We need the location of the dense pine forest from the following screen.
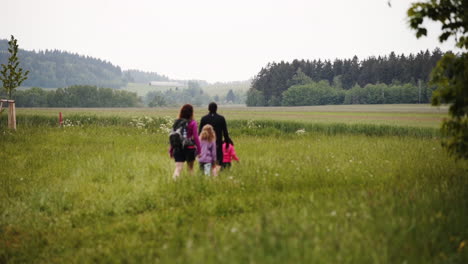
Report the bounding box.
[0,39,170,89]
[0,39,128,88]
[247,49,445,106]
[123,70,170,83]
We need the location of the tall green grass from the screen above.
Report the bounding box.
[229,119,439,138]
[1,126,467,263]
[1,114,440,138]
[13,105,447,128]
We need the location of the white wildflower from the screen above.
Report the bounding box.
[295,128,306,135]
[247,119,260,129]
[157,116,174,134]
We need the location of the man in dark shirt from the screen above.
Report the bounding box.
[199,102,232,174]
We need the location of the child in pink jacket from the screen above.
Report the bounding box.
[222,140,239,169]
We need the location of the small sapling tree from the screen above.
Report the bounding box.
[0,35,29,99]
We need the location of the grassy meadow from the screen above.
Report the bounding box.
[16,104,448,128]
[123,83,180,97]
[1,105,467,263]
[122,81,250,98]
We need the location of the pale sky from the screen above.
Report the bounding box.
[1,0,456,83]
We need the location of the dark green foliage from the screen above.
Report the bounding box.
[147,92,167,107]
[0,39,126,88]
[282,81,344,106]
[0,35,29,99]
[248,50,443,106]
[430,52,468,159]
[286,68,313,87]
[143,83,212,107]
[226,89,236,103]
[279,81,433,106]
[15,87,49,107]
[408,0,468,49]
[123,69,169,83]
[408,0,468,159]
[343,83,434,105]
[246,89,265,106]
[13,86,140,107]
[226,89,246,104]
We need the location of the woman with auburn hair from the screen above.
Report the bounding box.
[169,104,201,179]
[198,124,217,176]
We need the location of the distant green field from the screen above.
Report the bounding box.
[200,82,250,97]
[122,82,249,98]
[16,104,448,128]
[1,104,466,263]
[123,83,180,97]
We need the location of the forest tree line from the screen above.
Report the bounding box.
[1,38,445,107]
[124,70,170,83]
[253,79,436,107]
[0,83,244,107]
[0,85,140,107]
[0,40,126,88]
[143,81,245,107]
[0,39,171,89]
[247,49,444,106]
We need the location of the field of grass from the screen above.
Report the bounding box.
[123,83,180,97]
[1,106,466,263]
[122,81,249,98]
[15,104,448,128]
[199,81,250,97]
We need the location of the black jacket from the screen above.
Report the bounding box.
[199,113,231,145]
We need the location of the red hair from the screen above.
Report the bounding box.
[178,104,194,120]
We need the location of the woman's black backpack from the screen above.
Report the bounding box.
[169,119,193,149]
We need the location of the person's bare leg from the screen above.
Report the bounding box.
[173,162,184,180]
[212,164,221,176]
[187,161,195,175]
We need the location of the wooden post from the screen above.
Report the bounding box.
[7,100,16,130]
[0,99,16,130]
[0,100,6,128]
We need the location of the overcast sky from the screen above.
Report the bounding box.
[1,0,456,83]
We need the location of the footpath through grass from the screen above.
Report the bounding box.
[1,124,467,263]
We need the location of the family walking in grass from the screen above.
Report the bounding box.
[169,102,239,179]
